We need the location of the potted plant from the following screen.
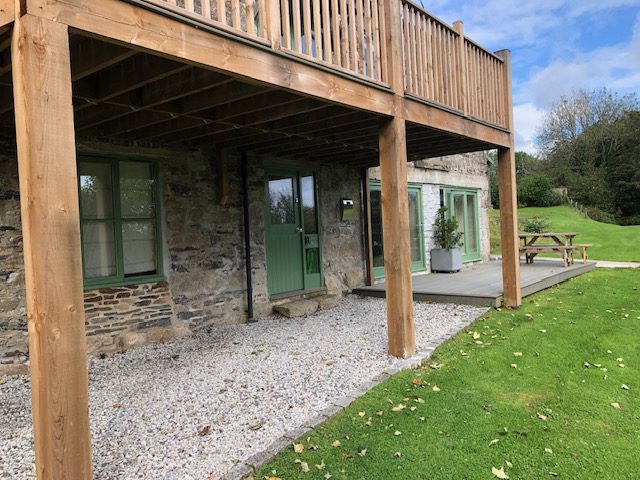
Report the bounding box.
[431,206,464,273]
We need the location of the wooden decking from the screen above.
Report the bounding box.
[354,260,597,308]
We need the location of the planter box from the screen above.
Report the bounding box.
[430,248,462,273]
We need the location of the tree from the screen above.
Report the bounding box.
[536,88,639,156]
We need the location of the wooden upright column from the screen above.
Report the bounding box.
[377,0,415,358]
[379,117,415,357]
[12,14,93,479]
[495,49,521,307]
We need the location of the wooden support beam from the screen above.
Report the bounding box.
[71,37,137,81]
[12,13,92,479]
[0,1,13,28]
[495,49,521,307]
[379,116,415,358]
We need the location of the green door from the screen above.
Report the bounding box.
[369,182,426,279]
[266,171,322,295]
[446,189,481,262]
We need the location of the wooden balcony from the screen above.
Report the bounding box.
[133,0,509,129]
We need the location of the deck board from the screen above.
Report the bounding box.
[353,260,596,307]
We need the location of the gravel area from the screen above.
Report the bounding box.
[0,296,486,480]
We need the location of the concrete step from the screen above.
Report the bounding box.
[274,299,319,318]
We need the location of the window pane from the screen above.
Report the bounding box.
[301,175,318,234]
[120,162,155,218]
[82,221,116,279]
[466,194,478,253]
[123,221,157,276]
[370,190,384,268]
[269,176,295,224]
[305,248,320,274]
[453,193,466,248]
[408,190,422,263]
[79,163,113,220]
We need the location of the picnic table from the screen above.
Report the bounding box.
[518,232,591,267]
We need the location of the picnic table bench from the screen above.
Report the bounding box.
[519,232,592,267]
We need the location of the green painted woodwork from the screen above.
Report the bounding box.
[265,170,322,295]
[445,188,481,263]
[369,182,426,280]
[78,156,164,290]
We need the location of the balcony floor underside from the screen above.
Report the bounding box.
[0,31,500,165]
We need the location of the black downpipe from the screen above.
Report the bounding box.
[241,153,255,321]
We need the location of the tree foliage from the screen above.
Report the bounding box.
[535,88,640,223]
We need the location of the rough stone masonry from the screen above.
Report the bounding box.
[0,144,366,367]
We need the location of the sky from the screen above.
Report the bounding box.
[417,0,640,154]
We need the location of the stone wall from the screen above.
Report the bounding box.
[0,153,27,364]
[369,152,492,270]
[0,145,366,366]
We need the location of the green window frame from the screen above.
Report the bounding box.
[78,157,164,290]
[370,181,426,279]
[443,187,481,263]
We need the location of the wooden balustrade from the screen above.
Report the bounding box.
[148,0,269,42]
[278,0,385,82]
[401,0,507,128]
[141,0,509,128]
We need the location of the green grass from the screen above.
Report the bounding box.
[256,269,640,480]
[490,206,640,262]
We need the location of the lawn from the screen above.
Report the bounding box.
[256,269,640,479]
[490,206,640,262]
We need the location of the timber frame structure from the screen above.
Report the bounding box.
[0,0,521,477]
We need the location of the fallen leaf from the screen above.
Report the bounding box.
[622,384,629,390]
[429,363,443,369]
[618,364,625,368]
[617,357,624,362]
[545,448,553,454]
[315,459,325,470]
[357,447,368,457]
[513,352,523,357]
[249,421,262,431]
[394,451,402,458]
[411,378,423,385]
[473,331,481,339]
[489,439,500,446]
[358,411,366,417]
[432,385,441,392]
[392,404,406,412]
[112,403,124,409]
[376,410,384,416]
[415,397,425,404]
[324,473,332,479]
[611,402,621,409]
[410,406,417,412]
[394,430,402,436]
[198,425,211,436]
[331,440,341,448]
[300,462,310,472]
[505,460,513,468]
[537,413,548,421]
[511,364,518,369]
[293,443,304,453]
[492,466,509,479]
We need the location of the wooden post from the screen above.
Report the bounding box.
[362,169,374,286]
[12,14,93,479]
[377,0,415,357]
[379,117,415,358]
[452,21,467,115]
[495,49,521,307]
[268,0,281,49]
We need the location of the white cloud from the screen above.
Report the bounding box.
[519,30,640,109]
[513,103,546,154]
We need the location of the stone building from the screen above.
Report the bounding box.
[368,153,491,280]
[0,140,490,368]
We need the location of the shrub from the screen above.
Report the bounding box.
[585,207,618,225]
[521,215,550,233]
[518,174,562,207]
[433,206,463,249]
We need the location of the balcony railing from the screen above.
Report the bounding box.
[146,0,508,128]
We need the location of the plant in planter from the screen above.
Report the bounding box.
[431,206,464,273]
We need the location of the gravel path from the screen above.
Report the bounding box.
[0,296,486,480]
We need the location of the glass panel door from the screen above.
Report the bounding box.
[446,189,481,263]
[369,183,426,279]
[265,173,304,294]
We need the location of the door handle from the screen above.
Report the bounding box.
[296,227,303,233]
